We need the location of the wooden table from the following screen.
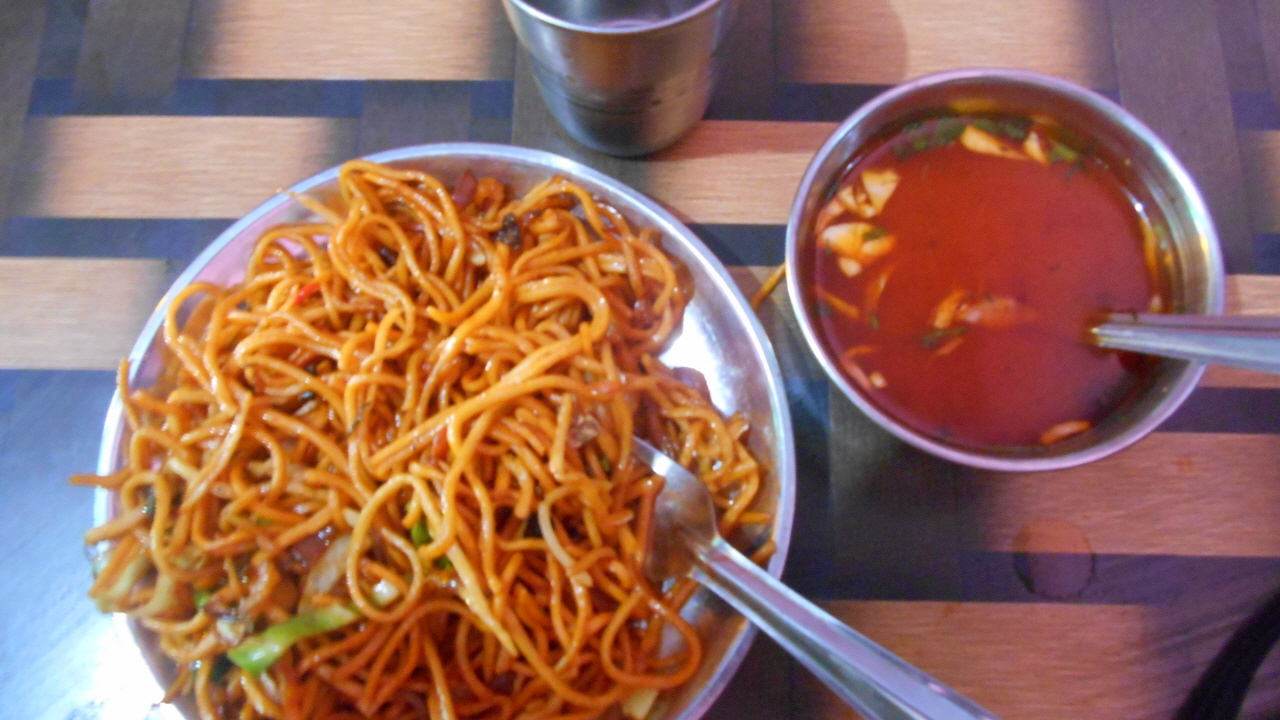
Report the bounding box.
[3,1,1280,718]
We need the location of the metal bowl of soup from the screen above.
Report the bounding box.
[785,68,1224,471]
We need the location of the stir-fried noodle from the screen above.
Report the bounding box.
[74,160,772,720]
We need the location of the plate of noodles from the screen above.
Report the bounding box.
[77,143,795,720]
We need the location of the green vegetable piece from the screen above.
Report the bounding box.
[920,325,969,349]
[254,517,273,526]
[411,518,430,547]
[869,313,880,331]
[971,118,1002,136]
[910,135,930,152]
[209,655,233,684]
[998,117,1030,141]
[194,589,213,609]
[434,556,454,570]
[226,605,360,674]
[599,455,613,474]
[1047,139,1079,164]
[931,118,966,147]
[863,226,887,241]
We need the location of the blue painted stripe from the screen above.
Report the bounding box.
[20,78,1143,125]
[0,369,116,486]
[1,218,782,273]
[26,78,515,119]
[1254,233,1280,273]
[769,83,891,123]
[1232,91,1280,130]
[0,217,230,286]
[468,81,516,120]
[780,378,833,595]
[689,224,786,266]
[708,83,1124,123]
[33,0,86,80]
[1160,388,1280,434]
[818,550,1280,604]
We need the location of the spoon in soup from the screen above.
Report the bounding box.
[635,437,1001,720]
[1092,313,1280,374]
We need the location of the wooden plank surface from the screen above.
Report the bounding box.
[357,82,475,156]
[1226,272,1280,314]
[962,432,1280,557]
[802,595,1280,720]
[1241,130,1280,233]
[1199,365,1280,388]
[641,121,835,224]
[1256,0,1280,102]
[12,116,358,218]
[776,0,1117,88]
[706,0,775,119]
[0,258,166,370]
[72,0,192,101]
[0,3,47,237]
[183,0,516,80]
[807,601,1167,719]
[1213,0,1272,93]
[1110,0,1256,272]
[22,116,1274,231]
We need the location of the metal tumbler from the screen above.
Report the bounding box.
[501,0,740,157]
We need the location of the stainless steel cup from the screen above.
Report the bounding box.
[501,0,739,156]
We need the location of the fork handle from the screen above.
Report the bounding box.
[692,536,1000,720]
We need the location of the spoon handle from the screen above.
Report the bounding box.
[692,536,1000,720]
[1094,313,1280,375]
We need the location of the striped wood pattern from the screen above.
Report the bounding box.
[641,121,836,224]
[24,118,1280,233]
[183,0,516,80]
[1241,130,1280,233]
[776,0,1118,88]
[1199,365,1280,388]
[801,598,1280,720]
[805,602,1169,720]
[15,117,839,225]
[1226,272,1280,314]
[0,2,46,234]
[1257,0,1280,102]
[963,432,1280,556]
[1111,0,1255,272]
[12,117,358,218]
[72,0,192,100]
[0,258,167,370]
[0,260,1267,563]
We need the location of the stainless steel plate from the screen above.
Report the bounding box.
[92,143,796,720]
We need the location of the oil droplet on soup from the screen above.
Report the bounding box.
[812,116,1162,449]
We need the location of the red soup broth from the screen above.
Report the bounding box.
[812,115,1163,449]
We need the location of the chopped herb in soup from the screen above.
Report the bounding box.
[813,114,1167,448]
